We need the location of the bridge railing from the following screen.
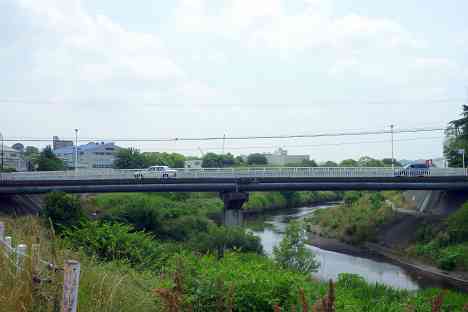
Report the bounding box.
[1,167,467,181]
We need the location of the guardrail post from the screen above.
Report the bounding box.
[62,260,81,312]
[16,244,27,272]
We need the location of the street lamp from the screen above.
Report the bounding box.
[74,129,79,171]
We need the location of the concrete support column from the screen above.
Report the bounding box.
[220,192,249,226]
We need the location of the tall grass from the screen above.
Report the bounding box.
[0,216,158,312]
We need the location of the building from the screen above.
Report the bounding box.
[53,136,73,150]
[264,148,309,166]
[0,144,28,171]
[184,159,203,169]
[54,142,121,169]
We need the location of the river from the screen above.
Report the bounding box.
[244,203,453,291]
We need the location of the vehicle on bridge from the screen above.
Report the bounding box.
[395,163,431,177]
[134,166,177,179]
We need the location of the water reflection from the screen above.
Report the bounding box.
[244,204,420,290]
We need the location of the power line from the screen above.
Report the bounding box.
[3,127,445,143]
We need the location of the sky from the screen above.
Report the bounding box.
[1,0,467,162]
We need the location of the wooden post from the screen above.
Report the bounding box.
[32,244,40,275]
[62,260,80,312]
[16,244,27,272]
[0,221,4,241]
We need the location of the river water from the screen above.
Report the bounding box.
[244,203,445,291]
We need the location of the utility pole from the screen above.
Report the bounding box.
[390,124,395,173]
[74,129,79,172]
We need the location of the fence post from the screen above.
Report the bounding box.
[16,244,27,272]
[32,244,40,275]
[0,221,4,242]
[4,236,12,255]
[62,260,81,312]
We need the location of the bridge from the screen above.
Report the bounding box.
[2,167,468,225]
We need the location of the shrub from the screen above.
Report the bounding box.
[188,225,263,255]
[42,192,87,231]
[64,221,165,269]
[273,221,319,273]
[447,202,468,243]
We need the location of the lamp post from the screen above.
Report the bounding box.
[390,124,395,173]
[74,129,79,172]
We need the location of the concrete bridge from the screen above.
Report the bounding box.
[1,167,468,225]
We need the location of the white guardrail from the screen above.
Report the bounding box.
[1,167,468,181]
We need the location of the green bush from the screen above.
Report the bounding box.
[447,202,468,243]
[188,225,263,255]
[64,221,166,269]
[42,192,87,231]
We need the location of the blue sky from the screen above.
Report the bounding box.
[1,0,467,162]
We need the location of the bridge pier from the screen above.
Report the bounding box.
[220,192,249,226]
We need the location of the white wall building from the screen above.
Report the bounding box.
[0,145,28,171]
[264,148,310,166]
[54,142,121,169]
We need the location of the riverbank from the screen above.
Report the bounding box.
[307,229,468,292]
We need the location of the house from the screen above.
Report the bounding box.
[0,144,28,171]
[264,148,309,166]
[54,142,121,169]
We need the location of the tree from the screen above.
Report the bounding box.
[202,153,224,168]
[114,148,146,169]
[143,152,185,168]
[382,158,401,167]
[444,106,468,167]
[42,192,87,231]
[201,153,236,168]
[358,156,383,167]
[273,221,319,273]
[247,153,268,165]
[321,161,338,167]
[340,159,358,167]
[36,146,65,171]
[24,146,39,158]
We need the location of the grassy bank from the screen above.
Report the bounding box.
[406,203,468,271]
[2,215,468,311]
[305,191,399,244]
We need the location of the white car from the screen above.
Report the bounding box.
[134,166,177,179]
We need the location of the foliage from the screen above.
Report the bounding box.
[444,105,468,167]
[155,252,321,311]
[201,152,236,168]
[307,192,395,244]
[321,161,338,167]
[446,202,468,243]
[273,221,319,273]
[114,147,146,169]
[188,225,263,255]
[247,153,268,165]
[24,145,39,158]
[143,152,185,168]
[340,159,358,167]
[63,221,169,269]
[95,193,222,241]
[42,191,87,231]
[36,145,65,171]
